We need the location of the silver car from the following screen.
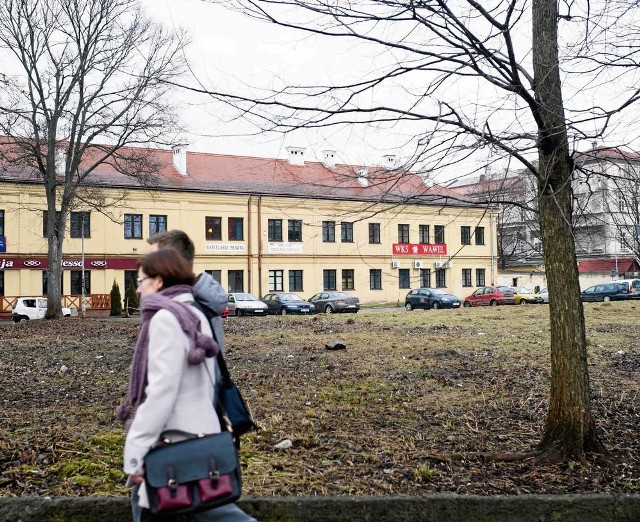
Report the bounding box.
[308,291,360,314]
[227,292,268,316]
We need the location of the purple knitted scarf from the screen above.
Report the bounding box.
[115,285,218,427]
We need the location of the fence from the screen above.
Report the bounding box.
[0,294,111,316]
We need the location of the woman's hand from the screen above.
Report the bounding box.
[129,474,144,485]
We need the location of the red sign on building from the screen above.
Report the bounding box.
[0,256,138,270]
[392,243,447,256]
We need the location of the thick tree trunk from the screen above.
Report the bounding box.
[533,0,604,460]
[45,184,65,319]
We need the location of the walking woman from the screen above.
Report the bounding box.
[116,249,221,521]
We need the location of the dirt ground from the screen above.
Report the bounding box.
[0,302,639,497]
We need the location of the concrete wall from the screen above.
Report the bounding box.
[1,495,640,522]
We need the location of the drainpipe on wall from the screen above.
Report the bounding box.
[257,195,263,298]
[247,196,252,294]
[490,209,496,285]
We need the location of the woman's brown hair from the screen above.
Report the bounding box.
[137,250,195,289]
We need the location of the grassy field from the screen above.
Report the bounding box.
[1,301,639,497]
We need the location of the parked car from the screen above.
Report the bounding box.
[404,288,461,310]
[614,279,640,299]
[580,283,631,303]
[308,291,360,314]
[463,286,515,307]
[511,287,544,305]
[11,297,74,322]
[227,292,268,316]
[538,287,549,304]
[261,292,315,315]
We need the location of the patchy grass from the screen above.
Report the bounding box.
[1,302,639,497]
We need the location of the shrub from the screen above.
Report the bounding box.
[109,280,123,316]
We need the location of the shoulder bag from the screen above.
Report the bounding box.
[144,430,241,518]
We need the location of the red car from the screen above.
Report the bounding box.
[463,286,515,307]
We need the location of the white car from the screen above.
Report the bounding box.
[227,292,268,316]
[538,288,549,304]
[11,297,74,322]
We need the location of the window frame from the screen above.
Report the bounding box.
[369,268,382,290]
[289,270,304,291]
[228,217,244,241]
[398,224,410,244]
[124,213,143,239]
[420,268,431,288]
[419,224,430,244]
[269,269,284,291]
[476,268,486,286]
[0,209,4,236]
[322,221,336,242]
[475,226,485,245]
[149,214,168,236]
[268,219,283,242]
[288,219,303,242]
[368,222,381,244]
[342,269,355,291]
[70,211,90,238]
[462,268,472,287]
[205,216,222,241]
[341,222,354,243]
[460,226,471,245]
[227,270,244,292]
[434,225,445,244]
[70,270,91,296]
[435,268,446,288]
[398,268,411,289]
[323,269,337,291]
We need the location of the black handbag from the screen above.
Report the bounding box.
[216,352,258,442]
[144,430,241,518]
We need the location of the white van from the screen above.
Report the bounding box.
[615,279,640,299]
[11,297,74,322]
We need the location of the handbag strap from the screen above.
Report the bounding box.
[216,351,233,386]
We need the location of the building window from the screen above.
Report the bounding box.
[398,268,411,289]
[618,191,626,211]
[476,268,486,286]
[149,215,167,236]
[434,225,445,244]
[0,271,4,297]
[341,222,354,242]
[370,269,382,290]
[124,214,143,239]
[269,270,284,291]
[205,269,222,284]
[228,270,244,292]
[268,219,283,241]
[228,218,244,241]
[420,268,431,288]
[369,223,381,244]
[462,268,472,287]
[475,226,485,245]
[42,271,62,295]
[0,209,4,236]
[323,269,337,291]
[289,270,303,291]
[419,225,430,244]
[288,220,302,242]
[70,270,91,296]
[342,269,355,290]
[461,226,471,245]
[70,211,90,238]
[205,217,222,241]
[124,270,137,292]
[322,221,336,242]
[398,224,410,244]
[435,268,446,288]
[42,210,62,237]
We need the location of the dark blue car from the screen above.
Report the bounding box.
[580,283,630,303]
[405,288,461,310]
[261,292,315,315]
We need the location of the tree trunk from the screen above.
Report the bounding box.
[45,184,64,319]
[533,0,604,460]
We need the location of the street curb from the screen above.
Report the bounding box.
[1,494,640,521]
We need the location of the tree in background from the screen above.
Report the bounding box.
[0,0,187,319]
[124,282,139,317]
[194,0,640,460]
[109,280,123,317]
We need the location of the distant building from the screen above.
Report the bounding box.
[0,143,497,315]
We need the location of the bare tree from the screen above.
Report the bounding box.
[0,0,187,318]
[187,0,640,459]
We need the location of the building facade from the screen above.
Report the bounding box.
[0,146,497,314]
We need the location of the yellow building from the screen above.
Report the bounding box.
[0,146,497,314]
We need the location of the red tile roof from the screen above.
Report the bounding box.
[0,143,481,207]
[578,257,640,274]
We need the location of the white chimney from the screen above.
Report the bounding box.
[322,150,336,168]
[172,144,188,176]
[55,148,67,176]
[356,168,369,187]
[383,154,397,170]
[286,146,306,166]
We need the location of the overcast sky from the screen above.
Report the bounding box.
[143,0,401,167]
